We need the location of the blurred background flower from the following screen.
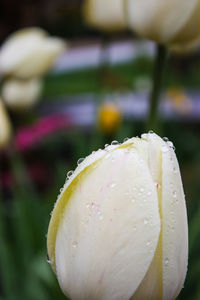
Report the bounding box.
[2,78,43,111]
[0,1,200,300]
[0,99,12,148]
[0,27,66,78]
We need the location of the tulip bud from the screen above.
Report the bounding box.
[126,0,200,47]
[0,28,66,79]
[47,133,188,300]
[0,99,12,149]
[2,78,42,111]
[98,101,122,135]
[83,0,127,32]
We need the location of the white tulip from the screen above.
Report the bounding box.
[126,0,200,47]
[83,0,127,31]
[0,99,12,149]
[2,78,42,111]
[47,133,188,300]
[0,28,66,79]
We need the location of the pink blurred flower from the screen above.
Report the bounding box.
[15,114,72,151]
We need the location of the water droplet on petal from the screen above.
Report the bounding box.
[72,241,78,248]
[141,133,148,139]
[131,197,136,203]
[144,218,148,225]
[77,158,84,165]
[146,241,151,246]
[67,170,73,179]
[111,140,119,146]
[148,130,154,134]
[140,187,144,193]
[165,258,169,266]
[163,137,169,142]
[133,225,137,231]
[110,182,116,188]
[162,146,169,153]
[147,191,152,196]
[123,137,129,142]
[172,190,177,198]
[104,144,109,148]
[167,141,175,150]
[46,254,51,264]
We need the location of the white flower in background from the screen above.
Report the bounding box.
[47,133,188,300]
[2,78,43,111]
[126,0,200,48]
[83,0,127,32]
[0,99,12,149]
[0,28,66,79]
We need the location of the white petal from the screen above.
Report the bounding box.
[126,0,200,44]
[162,144,188,300]
[47,147,107,270]
[131,133,164,300]
[55,147,160,300]
[131,133,188,300]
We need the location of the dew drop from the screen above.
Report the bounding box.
[131,197,136,203]
[86,203,90,209]
[147,191,152,196]
[111,140,119,146]
[172,190,177,198]
[77,158,84,165]
[148,130,154,134]
[67,170,73,179]
[146,241,151,246]
[140,187,144,193]
[99,215,104,220]
[46,254,51,264]
[165,258,169,266]
[133,225,137,231]
[141,133,148,139]
[123,137,129,142]
[168,141,175,150]
[144,218,148,225]
[163,137,169,142]
[162,146,169,153]
[110,182,116,188]
[104,144,109,148]
[72,241,78,248]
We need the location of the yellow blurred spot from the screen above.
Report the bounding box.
[98,102,122,135]
[166,88,192,114]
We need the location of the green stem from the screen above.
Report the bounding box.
[147,44,167,132]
